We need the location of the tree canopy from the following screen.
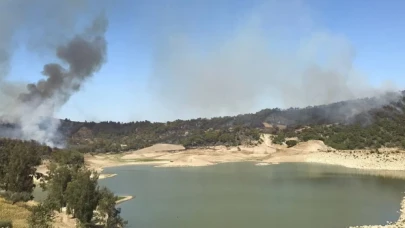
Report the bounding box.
[0,139,50,202]
[0,138,126,227]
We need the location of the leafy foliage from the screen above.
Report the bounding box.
[286,140,298,148]
[65,169,100,226]
[0,138,127,227]
[28,203,54,228]
[181,127,261,148]
[61,120,263,152]
[95,187,127,228]
[0,192,32,204]
[51,149,84,169]
[274,96,405,150]
[272,134,285,145]
[0,221,12,228]
[40,149,85,211]
[2,92,403,153]
[41,164,73,210]
[0,139,51,201]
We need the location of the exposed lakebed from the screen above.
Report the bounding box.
[98,162,405,227]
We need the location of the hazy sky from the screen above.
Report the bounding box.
[5,0,405,122]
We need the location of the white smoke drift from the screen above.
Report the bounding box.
[0,1,108,147]
[149,0,398,120]
[0,0,401,146]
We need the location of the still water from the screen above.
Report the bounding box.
[100,163,405,228]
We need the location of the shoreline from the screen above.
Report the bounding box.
[85,139,405,174]
[349,196,405,228]
[99,173,117,180]
[116,195,134,205]
[93,150,405,173]
[75,141,405,228]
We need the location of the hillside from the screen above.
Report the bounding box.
[274,95,405,150]
[1,91,404,152]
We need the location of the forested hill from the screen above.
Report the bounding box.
[54,91,403,152]
[1,91,404,152]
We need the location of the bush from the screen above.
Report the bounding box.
[272,134,285,145]
[0,191,32,203]
[286,140,298,148]
[0,221,12,228]
[28,203,54,228]
[52,149,84,168]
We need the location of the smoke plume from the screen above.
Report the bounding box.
[149,0,398,120]
[0,1,108,147]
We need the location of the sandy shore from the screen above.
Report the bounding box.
[116,195,134,205]
[87,141,405,172]
[305,150,405,171]
[83,138,405,175]
[99,173,117,179]
[40,135,404,174]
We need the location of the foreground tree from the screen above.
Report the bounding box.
[28,202,54,228]
[41,150,84,210]
[0,139,49,203]
[41,163,73,210]
[40,149,126,227]
[2,142,41,193]
[65,169,100,226]
[96,187,127,228]
[0,139,127,227]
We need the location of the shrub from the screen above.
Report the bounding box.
[272,134,285,145]
[286,140,298,148]
[0,192,32,203]
[27,203,54,228]
[0,221,12,228]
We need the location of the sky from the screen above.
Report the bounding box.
[5,0,405,123]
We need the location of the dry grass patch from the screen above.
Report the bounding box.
[0,197,31,228]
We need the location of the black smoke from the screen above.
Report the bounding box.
[0,1,108,147]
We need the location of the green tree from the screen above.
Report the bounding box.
[286,140,298,148]
[51,149,84,169]
[96,187,127,228]
[41,163,74,210]
[0,146,9,190]
[272,134,285,145]
[28,202,54,228]
[1,141,41,196]
[41,149,85,210]
[65,169,100,226]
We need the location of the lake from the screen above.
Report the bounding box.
[99,162,405,228]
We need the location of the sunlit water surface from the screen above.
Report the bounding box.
[88,163,404,227]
